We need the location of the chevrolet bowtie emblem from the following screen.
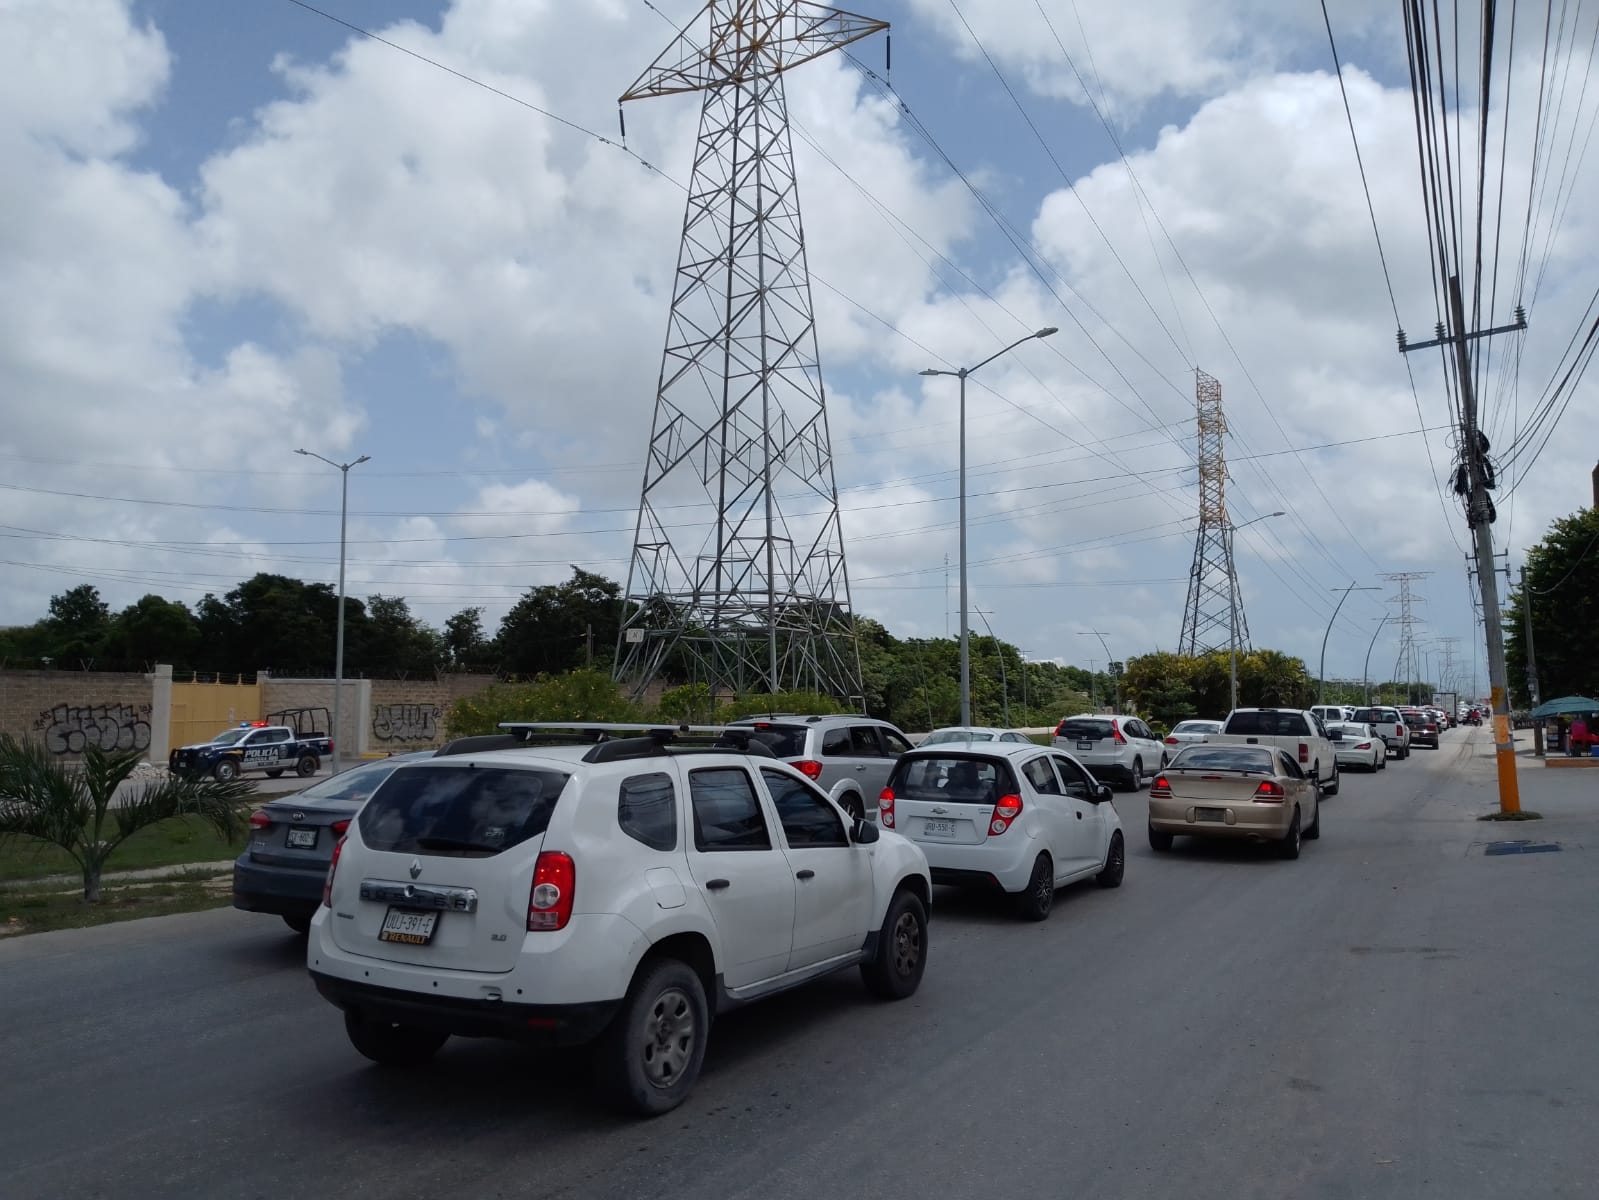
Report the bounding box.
[408,859,422,880]
[931,806,949,815]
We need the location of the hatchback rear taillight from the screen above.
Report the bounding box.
[988,793,1023,836]
[249,810,272,830]
[321,836,344,907]
[1149,775,1172,798]
[1254,780,1286,802]
[878,788,895,829]
[791,759,824,780]
[527,852,575,932]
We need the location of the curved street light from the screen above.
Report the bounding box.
[1319,582,1382,704]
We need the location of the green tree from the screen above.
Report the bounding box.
[497,569,621,678]
[358,595,445,676]
[1505,506,1599,707]
[44,585,113,662]
[0,738,252,902]
[444,606,492,669]
[104,594,200,667]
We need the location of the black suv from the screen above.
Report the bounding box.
[1402,709,1440,748]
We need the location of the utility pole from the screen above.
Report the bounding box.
[1521,566,1544,756]
[1400,274,1526,812]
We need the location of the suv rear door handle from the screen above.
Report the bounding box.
[705,879,731,891]
[796,869,815,880]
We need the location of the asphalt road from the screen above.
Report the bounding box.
[4,728,1596,1199]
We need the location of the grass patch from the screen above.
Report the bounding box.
[1477,810,1544,821]
[0,812,249,885]
[0,879,232,937]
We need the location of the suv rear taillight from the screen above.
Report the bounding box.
[1254,780,1286,802]
[1149,775,1172,798]
[527,852,575,932]
[988,793,1023,836]
[1112,720,1127,745]
[878,788,895,829]
[1297,742,1309,764]
[321,836,344,907]
[791,759,824,780]
[249,810,271,830]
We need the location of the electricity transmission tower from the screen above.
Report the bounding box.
[1179,369,1247,656]
[1381,572,1430,697]
[613,1,886,701]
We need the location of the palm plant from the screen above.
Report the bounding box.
[0,736,254,902]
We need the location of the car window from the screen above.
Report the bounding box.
[1224,710,1309,737]
[1171,745,1276,774]
[890,756,1016,805]
[761,769,848,848]
[1277,752,1306,780]
[1131,721,1155,741]
[849,726,883,757]
[1051,755,1095,799]
[1021,756,1063,795]
[297,758,411,802]
[1058,718,1113,741]
[358,766,568,857]
[880,729,913,755]
[688,768,772,851]
[821,727,851,755]
[1002,732,1026,743]
[618,772,677,852]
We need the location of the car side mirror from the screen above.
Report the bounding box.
[852,818,880,844]
[1095,784,1113,803]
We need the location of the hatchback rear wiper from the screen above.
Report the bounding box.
[414,836,501,853]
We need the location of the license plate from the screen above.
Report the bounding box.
[1196,807,1227,823]
[286,827,317,849]
[921,818,958,839]
[1077,741,1094,751]
[379,907,438,945]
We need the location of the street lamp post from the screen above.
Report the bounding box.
[920,326,1058,726]
[1226,511,1284,710]
[1362,616,1391,705]
[295,448,370,776]
[1319,582,1382,705]
[1078,630,1116,710]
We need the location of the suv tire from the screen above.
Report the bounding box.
[861,888,928,999]
[212,759,239,782]
[344,1012,448,1067]
[1123,758,1145,793]
[296,756,319,778]
[595,958,708,1117]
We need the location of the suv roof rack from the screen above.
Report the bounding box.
[499,721,782,764]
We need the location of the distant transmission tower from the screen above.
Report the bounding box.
[613,1,886,701]
[1382,572,1430,693]
[1179,369,1247,655]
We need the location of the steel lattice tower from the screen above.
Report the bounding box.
[1179,369,1248,655]
[613,1,884,701]
[1382,571,1430,689]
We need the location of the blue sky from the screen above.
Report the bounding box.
[2,0,1595,697]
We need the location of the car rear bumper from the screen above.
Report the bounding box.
[917,835,1035,892]
[1410,734,1439,747]
[1333,748,1378,766]
[1148,798,1295,840]
[310,973,620,1046]
[232,856,323,918]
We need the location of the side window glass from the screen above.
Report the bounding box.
[689,768,771,851]
[619,772,677,852]
[1022,757,1063,795]
[849,726,882,757]
[1136,721,1155,742]
[1279,753,1305,780]
[880,729,913,756]
[271,729,291,743]
[1052,756,1093,799]
[821,728,850,756]
[762,769,848,848]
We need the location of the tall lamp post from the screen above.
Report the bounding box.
[920,325,1058,725]
[1362,616,1391,704]
[1318,582,1381,704]
[295,448,370,776]
[1227,511,1284,710]
[1078,630,1116,710]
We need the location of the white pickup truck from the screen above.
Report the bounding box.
[1209,708,1340,795]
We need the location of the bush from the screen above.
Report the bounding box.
[444,670,642,737]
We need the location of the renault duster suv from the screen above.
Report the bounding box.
[307,723,932,1116]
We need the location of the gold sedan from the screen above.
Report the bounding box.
[1147,743,1320,859]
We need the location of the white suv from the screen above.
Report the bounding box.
[1051,713,1166,791]
[307,725,932,1116]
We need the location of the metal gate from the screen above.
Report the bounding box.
[168,679,261,758]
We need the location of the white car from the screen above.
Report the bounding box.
[1327,721,1387,772]
[918,726,1034,746]
[308,724,932,1116]
[879,742,1124,921]
[1051,713,1166,790]
[1162,719,1223,752]
[1310,705,1355,727]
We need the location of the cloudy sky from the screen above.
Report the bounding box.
[2,0,1595,692]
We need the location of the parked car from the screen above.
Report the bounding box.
[1211,708,1340,795]
[1348,705,1412,758]
[879,742,1124,920]
[1327,721,1386,771]
[1402,708,1441,749]
[1163,719,1223,750]
[1148,742,1320,859]
[918,726,1034,746]
[1051,713,1166,790]
[308,725,931,1116]
[728,714,914,822]
[233,750,438,933]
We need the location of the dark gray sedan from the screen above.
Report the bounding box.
[232,752,436,933]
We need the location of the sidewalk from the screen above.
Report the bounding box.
[1462,725,1597,829]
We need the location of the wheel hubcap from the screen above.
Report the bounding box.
[641,987,695,1089]
[891,910,922,977]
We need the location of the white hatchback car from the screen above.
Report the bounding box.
[1052,713,1166,790]
[879,743,1124,921]
[307,726,932,1116]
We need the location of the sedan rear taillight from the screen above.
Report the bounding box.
[1355,742,1372,750]
[331,819,350,836]
[1254,780,1286,802]
[988,793,1023,836]
[1164,736,1179,745]
[1149,775,1172,798]
[527,852,575,932]
[249,810,272,830]
[878,788,896,829]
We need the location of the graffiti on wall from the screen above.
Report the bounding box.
[372,703,442,743]
[33,702,154,755]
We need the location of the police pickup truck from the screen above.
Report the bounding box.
[169,722,332,782]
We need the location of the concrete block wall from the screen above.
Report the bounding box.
[369,675,498,750]
[0,669,160,761]
[260,677,370,759]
